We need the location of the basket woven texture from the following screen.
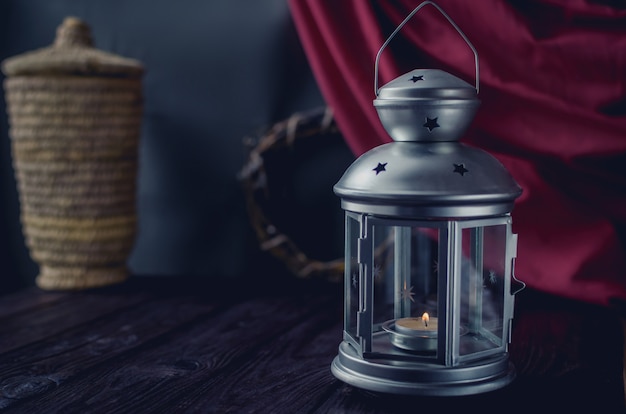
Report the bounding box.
[2,17,144,290]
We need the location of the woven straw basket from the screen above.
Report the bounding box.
[2,17,144,290]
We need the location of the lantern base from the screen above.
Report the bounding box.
[331,341,515,397]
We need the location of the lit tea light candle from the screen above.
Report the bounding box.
[395,312,438,335]
[382,312,439,352]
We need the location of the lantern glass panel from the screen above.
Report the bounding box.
[370,220,444,358]
[344,213,361,346]
[458,223,508,358]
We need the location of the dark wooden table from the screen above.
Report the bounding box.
[0,275,624,413]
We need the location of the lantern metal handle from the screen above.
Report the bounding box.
[374,1,480,96]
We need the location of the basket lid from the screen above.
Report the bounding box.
[1,17,143,77]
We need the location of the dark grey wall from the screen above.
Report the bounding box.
[0,0,352,292]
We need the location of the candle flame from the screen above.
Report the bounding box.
[422,312,429,327]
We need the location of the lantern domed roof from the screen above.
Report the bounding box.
[334,141,522,219]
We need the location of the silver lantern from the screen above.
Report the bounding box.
[331,1,524,396]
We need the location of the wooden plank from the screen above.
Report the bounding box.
[0,287,69,320]
[0,289,154,354]
[6,291,335,413]
[0,281,623,412]
[0,292,222,410]
[177,293,344,413]
[312,374,625,413]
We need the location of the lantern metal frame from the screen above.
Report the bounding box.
[332,213,520,396]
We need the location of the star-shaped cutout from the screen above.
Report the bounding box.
[409,75,424,83]
[373,264,383,280]
[453,163,469,176]
[400,283,415,303]
[423,117,439,132]
[373,162,387,175]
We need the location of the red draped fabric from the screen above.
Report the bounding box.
[288,0,626,307]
